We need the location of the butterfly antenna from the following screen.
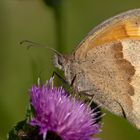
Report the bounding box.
[20,40,62,56]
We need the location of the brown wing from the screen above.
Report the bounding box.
[74,9,140,60]
[72,9,140,129]
[79,40,140,129]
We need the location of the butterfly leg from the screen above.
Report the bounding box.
[52,72,77,94]
[78,89,94,97]
[52,71,67,84]
[114,100,126,119]
[52,71,77,86]
[70,75,77,86]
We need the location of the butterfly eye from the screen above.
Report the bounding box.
[58,57,63,66]
[53,54,65,70]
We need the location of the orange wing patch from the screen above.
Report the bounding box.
[74,16,140,60]
[125,18,140,36]
[93,18,140,47]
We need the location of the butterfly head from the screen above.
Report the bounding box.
[53,54,75,84]
[53,54,67,71]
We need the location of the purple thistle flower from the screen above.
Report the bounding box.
[29,78,101,140]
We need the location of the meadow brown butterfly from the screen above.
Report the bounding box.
[53,8,140,129]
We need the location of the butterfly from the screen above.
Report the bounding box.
[53,8,140,129]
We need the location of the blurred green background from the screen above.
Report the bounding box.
[1,0,140,139]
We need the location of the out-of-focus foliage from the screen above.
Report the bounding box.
[43,0,62,8]
[1,0,140,140]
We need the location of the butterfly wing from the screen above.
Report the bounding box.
[74,9,140,60]
[73,9,140,129]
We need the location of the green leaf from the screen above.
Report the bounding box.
[7,119,42,140]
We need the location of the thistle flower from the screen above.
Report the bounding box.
[29,77,101,140]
